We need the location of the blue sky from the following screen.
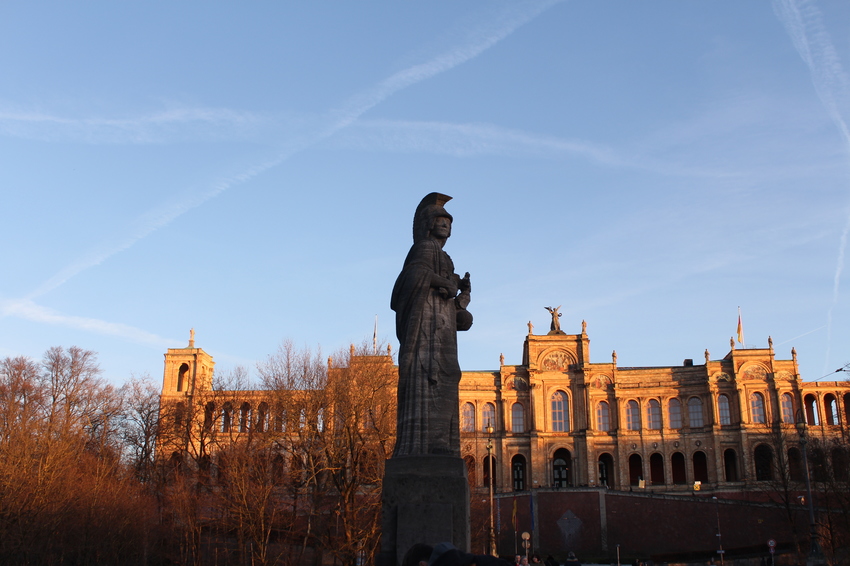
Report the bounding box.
[2,1,849,387]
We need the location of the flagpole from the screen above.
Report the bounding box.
[374,315,378,354]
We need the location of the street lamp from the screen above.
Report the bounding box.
[795,411,826,566]
[486,424,497,556]
[712,496,724,566]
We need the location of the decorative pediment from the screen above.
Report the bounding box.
[540,349,576,372]
[505,374,530,391]
[741,364,769,381]
[774,370,793,382]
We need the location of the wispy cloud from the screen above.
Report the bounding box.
[326,118,738,177]
[21,0,561,302]
[774,0,850,374]
[0,297,174,347]
[0,104,277,144]
[11,0,563,344]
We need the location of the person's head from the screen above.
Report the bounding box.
[567,552,576,559]
[531,555,541,563]
[514,555,521,564]
[412,193,454,243]
[520,557,529,566]
[429,213,452,241]
[402,544,434,566]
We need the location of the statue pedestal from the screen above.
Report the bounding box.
[377,455,470,566]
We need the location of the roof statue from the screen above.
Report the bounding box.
[545,305,565,335]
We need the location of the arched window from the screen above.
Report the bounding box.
[221,402,233,433]
[824,395,839,425]
[511,455,526,491]
[781,393,794,424]
[647,399,662,430]
[204,402,215,431]
[751,393,766,424]
[754,444,774,481]
[552,448,572,488]
[551,391,570,432]
[461,403,475,432]
[668,398,682,429]
[177,363,189,392]
[805,394,819,425]
[626,400,641,431]
[240,402,251,433]
[275,408,287,433]
[482,403,496,431]
[511,403,525,433]
[256,402,269,433]
[718,394,731,425]
[597,401,610,432]
[688,397,704,427]
[316,408,325,432]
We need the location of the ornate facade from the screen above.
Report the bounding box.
[460,325,850,495]
[159,324,850,496]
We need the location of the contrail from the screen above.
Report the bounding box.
[774,0,850,374]
[22,0,562,303]
[1,297,173,347]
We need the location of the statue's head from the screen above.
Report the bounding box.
[413,192,453,243]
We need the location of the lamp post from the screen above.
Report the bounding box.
[795,412,826,566]
[712,496,724,566]
[486,425,497,556]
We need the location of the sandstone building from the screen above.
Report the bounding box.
[157,324,850,560]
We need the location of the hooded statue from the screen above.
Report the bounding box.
[390,193,472,457]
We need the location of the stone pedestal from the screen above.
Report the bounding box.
[377,455,470,566]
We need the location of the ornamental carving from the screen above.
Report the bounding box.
[775,371,793,382]
[593,375,613,390]
[714,372,731,382]
[542,350,572,371]
[742,365,769,381]
[505,375,530,391]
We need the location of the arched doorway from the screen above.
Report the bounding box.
[552,448,572,488]
[511,455,526,491]
[724,449,739,482]
[671,452,687,484]
[628,453,643,486]
[693,451,709,483]
[598,453,615,488]
[649,453,665,485]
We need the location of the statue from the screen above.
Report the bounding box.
[545,305,563,333]
[391,193,472,457]
[527,320,534,335]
